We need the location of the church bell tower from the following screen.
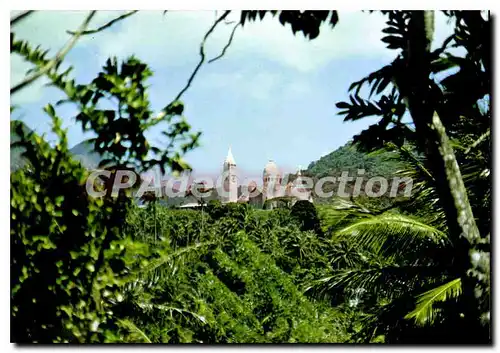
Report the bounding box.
[223,146,238,203]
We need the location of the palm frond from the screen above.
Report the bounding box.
[141,241,215,274]
[317,203,371,235]
[326,241,368,269]
[391,143,433,181]
[334,213,449,259]
[348,62,396,97]
[404,277,462,326]
[365,142,447,228]
[136,302,208,325]
[305,262,444,304]
[117,319,152,343]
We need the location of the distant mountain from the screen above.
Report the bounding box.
[10,120,102,172]
[69,140,102,169]
[10,121,33,172]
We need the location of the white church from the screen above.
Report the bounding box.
[170,147,314,209]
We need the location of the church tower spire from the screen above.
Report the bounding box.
[225,145,236,166]
[223,146,238,203]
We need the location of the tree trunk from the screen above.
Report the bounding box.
[400,10,490,339]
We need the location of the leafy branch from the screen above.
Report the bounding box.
[240,11,339,40]
[10,10,35,26]
[11,11,97,95]
[66,10,139,36]
[173,10,231,101]
[208,22,240,64]
[464,128,490,155]
[405,278,462,325]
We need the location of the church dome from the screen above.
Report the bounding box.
[247,180,258,192]
[263,160,280,177]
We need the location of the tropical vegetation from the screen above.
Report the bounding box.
[10,10,490,343]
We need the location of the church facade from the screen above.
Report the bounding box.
[166,147,313,209]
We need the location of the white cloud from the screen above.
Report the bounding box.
[197,68,313,104]
[246,72,280,100]
[11,10,456,72]
[198,70,281,101]
[10,11,122,104]
[11,11,120,55]
[284,80,312,97]
[227,11,454,72]
[92,11,216,69]
[229,11,393,72]
[12,10,394,74]
[10,54,46,105]
[92,10,398,72]
[10,10,456,105]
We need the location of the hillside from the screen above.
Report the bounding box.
[69,140,102,169]
[306,141,402,179]
[10,121,101,171]
[300,141,407,205]
[10,121,33,172]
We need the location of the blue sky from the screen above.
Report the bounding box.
[10,10,454,175]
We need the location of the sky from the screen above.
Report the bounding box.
[10,10,455,176]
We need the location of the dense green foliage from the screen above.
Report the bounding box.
[306,141,402,179]
[119,203,352,343]
[11,115,145,342]
[331,11,491,339]
[290,200,323,236]
[10,10,490,344]
[311,142,490,343]
[11,36,200,342]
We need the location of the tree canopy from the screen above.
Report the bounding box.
[10,10,490,344]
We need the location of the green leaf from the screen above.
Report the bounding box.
[334,213,449,258]
[405,278,462,325]
[44,104,55,117]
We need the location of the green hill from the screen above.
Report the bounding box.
[301,141,406,206]
[10,120,33,172]
[10,121,101,171]
[306,141,401,179]
[68,140,102,169]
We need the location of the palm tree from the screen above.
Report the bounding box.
[306,139,489,343]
